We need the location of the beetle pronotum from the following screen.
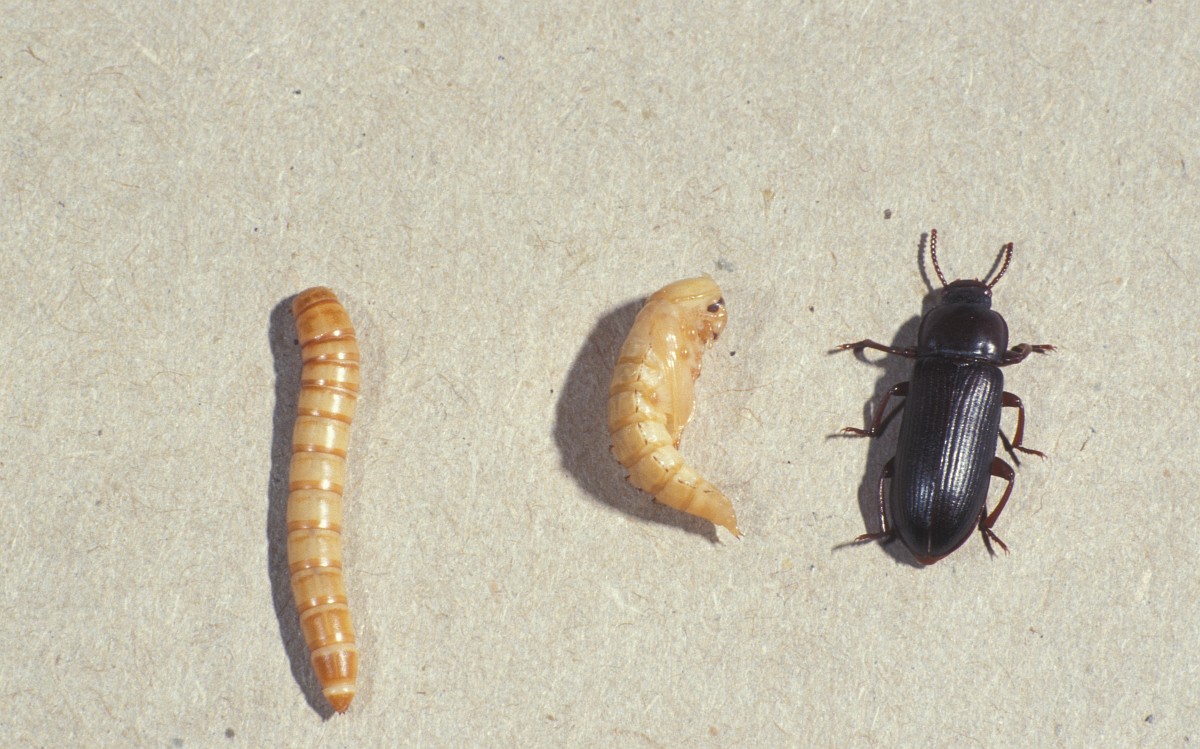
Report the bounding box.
[607,276,741,537]
[287,287,360,712]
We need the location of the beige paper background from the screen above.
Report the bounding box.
[3,2,1198,747]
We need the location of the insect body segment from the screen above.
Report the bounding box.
[287,287,359,713]
[607,277,741,537]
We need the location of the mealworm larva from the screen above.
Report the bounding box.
[287,287,360,713]
[607,276,741,537]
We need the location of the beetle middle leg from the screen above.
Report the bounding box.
[842,382,909,438]
[1001,391,1045,457]
[979,457,1016,556]
[855,457,895,544]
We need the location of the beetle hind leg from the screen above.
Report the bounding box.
[979,457,1016,557]
[980,526,1010,557]
[854,458,895,544]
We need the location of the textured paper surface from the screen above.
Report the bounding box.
[3,3,1198,746]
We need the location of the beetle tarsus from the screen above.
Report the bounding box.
[981,527,1010,556]
[854,531,891,544]
[1002,342,1056,366]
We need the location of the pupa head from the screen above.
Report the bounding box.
[649,276,727,342]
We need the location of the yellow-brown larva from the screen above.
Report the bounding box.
[287,287,360,713]
[607,276,741,537]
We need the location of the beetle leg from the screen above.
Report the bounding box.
[855,457,895,543]
[998,429,1023,468]
[979,457,1015,556]
[842,382,909,437]
[835,339,918,358]
[1001,391,1046,457]
[1001,342,1055,366]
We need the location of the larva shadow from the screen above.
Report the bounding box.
[266,295,336,720]
[554,300,719,542]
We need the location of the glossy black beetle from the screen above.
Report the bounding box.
[837,229,1054,564]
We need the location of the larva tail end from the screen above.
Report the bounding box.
[719,515,743,540]
[325,689,354,714]
[699,486,741,539]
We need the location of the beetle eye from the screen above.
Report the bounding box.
[707,298,724,313]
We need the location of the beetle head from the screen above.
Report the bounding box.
[917,230,1014,361]
[941,279,992,307]
[650,276,727,342]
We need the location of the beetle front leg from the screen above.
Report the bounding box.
[1001,342,1055,366]
[979,457,1016,556]
[835,339,918,357]
[855,457,895,544]
[1001,391,1046,457]
[842,382,909,438]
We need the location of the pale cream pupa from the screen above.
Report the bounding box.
[607,276,740,537]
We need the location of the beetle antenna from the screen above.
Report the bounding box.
[986,243,1014,289]
[929,228,948,287]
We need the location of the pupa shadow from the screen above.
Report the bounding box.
[553,299,720,542]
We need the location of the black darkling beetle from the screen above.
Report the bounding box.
[838,229,1054,564]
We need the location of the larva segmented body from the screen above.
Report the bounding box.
[607,276,741,537]
[287,287,360,713]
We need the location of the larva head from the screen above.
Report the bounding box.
[650,276,727,342]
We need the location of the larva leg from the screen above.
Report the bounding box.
[288,287,360,714]
[606,277,739,537]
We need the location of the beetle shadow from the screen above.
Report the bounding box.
[833,232,974,567]
[266,296,336,720]
[553,300,720,542]
[830,313,920,567]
